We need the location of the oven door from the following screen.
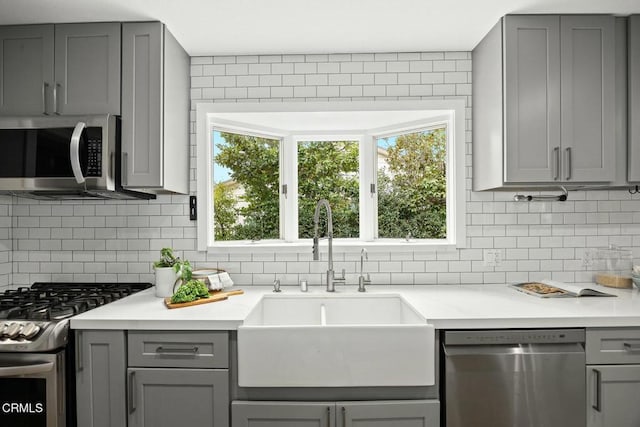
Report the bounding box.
[0,351,65,427]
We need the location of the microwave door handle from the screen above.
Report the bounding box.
[70,121,86,184]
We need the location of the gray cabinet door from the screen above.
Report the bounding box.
[587,365,640,427]
[629,15,640,182]
[232,401,336,427]
[560,15,615,183]
[75,330,127,427]
[54,22,121,115]
[0,25,54,115]
[121,21,189,194]
[128,368,229,427]
[121,22,163,190]
[504,15,561,183]
[338,400,439,427]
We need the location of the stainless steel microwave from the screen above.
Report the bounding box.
[0,115,153,200]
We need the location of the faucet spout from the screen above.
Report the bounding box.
[312,199,344,292]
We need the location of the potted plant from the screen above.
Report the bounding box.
[153,248,192,298]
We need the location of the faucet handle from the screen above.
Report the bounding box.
[273,279,281,293]
[358,273,371,292]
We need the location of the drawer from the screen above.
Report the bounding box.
[128,331,228,368]
[586,328,640,364]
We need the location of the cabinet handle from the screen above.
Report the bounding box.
[76,332,83,371]
[53,83,61,115]
[553,147,560,180]
[155,346,199,356]
[327,406,331,427]
[128,371,136,413]
[43,82,49,115]
[565,147,572,180]
[592,368,601,412]
[623,342,640,352]
[122,152,128,186]
[341,406,346,427]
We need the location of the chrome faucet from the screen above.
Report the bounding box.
[358,248,371,292]
[312,199,345,292]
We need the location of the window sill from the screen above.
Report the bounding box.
[206,239,458,255]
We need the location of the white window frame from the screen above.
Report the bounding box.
[196,100,466,254]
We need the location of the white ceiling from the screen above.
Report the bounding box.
[0,0,638,56]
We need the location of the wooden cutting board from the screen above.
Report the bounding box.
[164,289,244,309]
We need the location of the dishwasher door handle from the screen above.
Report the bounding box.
[443,342,585,357]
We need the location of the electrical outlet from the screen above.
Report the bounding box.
[484,249,503,267]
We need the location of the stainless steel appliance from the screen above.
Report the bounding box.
[0,115,153,200]
[443,329,586,427]
[0,282,152,427]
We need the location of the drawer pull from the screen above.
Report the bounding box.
[155,346,199,356]
[623,342,640,352]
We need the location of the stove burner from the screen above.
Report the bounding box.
[0,282,152,321]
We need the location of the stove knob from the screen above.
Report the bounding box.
[5,322,22,340]
[20,322,40,340]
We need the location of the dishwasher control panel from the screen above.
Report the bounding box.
[444,328,585,345]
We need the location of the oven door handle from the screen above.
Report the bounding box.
[0,361,54,377]
[70,121,87,184]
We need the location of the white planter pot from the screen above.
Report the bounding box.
[154,267,179,298]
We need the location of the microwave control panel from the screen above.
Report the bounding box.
[85,127,102,177]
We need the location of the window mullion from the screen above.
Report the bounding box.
[360,135,375,241]
[282,135,298,242]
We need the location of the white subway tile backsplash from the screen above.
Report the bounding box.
[0,51,633,288]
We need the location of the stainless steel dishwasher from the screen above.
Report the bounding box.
[443,329,585,427]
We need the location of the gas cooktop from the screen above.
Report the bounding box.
[0,282,152,351]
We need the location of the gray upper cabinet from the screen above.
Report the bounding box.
[0,23,120,116]
[0,25,54,115]
[503,16,561,184]
[473,15,618,190]
[629,15,640,182]
[54,23,121,115]
[121,22,190,194]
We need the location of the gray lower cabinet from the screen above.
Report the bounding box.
[75,330,128,427]
[121,21,190,194]
[586,365,640,427]
[0,22,120,116]
[473,14,618,190]
[586,328,640,427]
[232,400,439,427]
[128,368,229,427]
[128,330,230,427]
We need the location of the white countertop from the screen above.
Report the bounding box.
[69,283,640,330]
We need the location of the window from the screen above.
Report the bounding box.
[212,130,280,241]
[376,126,447,239]
[196,101,466,252]
[298,140,359,239]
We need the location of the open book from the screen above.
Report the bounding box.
[510,280,617,298]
